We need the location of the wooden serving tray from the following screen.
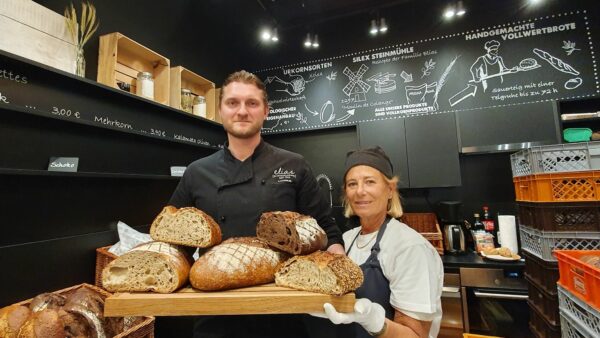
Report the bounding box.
[105,284,356,317]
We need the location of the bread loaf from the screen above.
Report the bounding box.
[257,211,327,255]
[533,48,579,75]
[275,251,363,296]
[17,309,66,338]
[0,305,31,338]
[29,293,66,312]
[580,254,600,268]
[190,237,290,291]
[102,241,191,293]
[150,206,222,247]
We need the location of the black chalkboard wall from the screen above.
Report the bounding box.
[258,10,598,133]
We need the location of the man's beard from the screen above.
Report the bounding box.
[224,120,262,139]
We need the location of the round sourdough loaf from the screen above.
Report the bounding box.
[150,206,222,248]
[102,241,191,293]
[275,251,364,296]
[190,237,290,291]
[17,309,65,338]
[256,211,327,255]
[0,305,31,338]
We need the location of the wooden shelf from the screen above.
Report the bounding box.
[0,168,180,180]
[170,66,217,120]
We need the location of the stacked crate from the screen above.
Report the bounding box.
[511,142,600,338]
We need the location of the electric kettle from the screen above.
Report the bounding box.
[444,223,466,254]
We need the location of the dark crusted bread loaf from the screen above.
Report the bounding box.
[150,206,222,247]
[0,305,31,338]
[190,237,290,291]
[275,251,363,296]
[257,211,327,255]
[102,241,191,293]
[16,309,65,338]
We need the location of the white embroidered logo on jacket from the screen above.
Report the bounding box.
[272,167,296,183]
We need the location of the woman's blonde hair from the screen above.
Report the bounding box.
[342,173,403,218]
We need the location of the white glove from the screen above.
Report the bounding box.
[313,298,386,334]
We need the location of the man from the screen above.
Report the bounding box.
[469,40,515,92]
[169,70,344,337]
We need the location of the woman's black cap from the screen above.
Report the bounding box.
[344,146,394,179]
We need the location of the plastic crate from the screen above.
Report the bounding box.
[527,277,560,326]
[517,202,600,232]
[519,225,600,262]
[95,245,117,289]
[12,283,154,338]
[558,284,600,337]
[510,142,600,177]
[529,301,562,338]
[513,171,600,203]
[523,250,559,296]
[400,213,444,255]
[555,250,600,311]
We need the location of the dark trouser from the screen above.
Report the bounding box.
[193,314,314,338]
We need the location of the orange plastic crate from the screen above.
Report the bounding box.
[555,250,600,311]
[513,170,600,202]
[400,213,444,255]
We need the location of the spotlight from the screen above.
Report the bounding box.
[456,1,466,16]
[370,19,378,35]
[261,29,271,41]
[379,18,388,33]
[444,5,456,19]
[312,34,319,48]
[304,33,312,47]
[271,28,279,42]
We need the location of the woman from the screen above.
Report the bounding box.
[315,146,443,338]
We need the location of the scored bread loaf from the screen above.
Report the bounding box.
[150,206,222,247]
[190,237,289,291]
[257,211,327,255]
[275,251,363,296]
[102,241,191,293]
[0,305,31,338]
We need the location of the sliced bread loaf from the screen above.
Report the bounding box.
[190,237,289,291]
[150,206,221,247]
[275,251,363,296]
[256,211,327,255]
[102,241,191,293]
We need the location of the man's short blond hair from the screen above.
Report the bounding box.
[219,70,268,106]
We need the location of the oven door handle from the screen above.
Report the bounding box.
[473,290,529,300]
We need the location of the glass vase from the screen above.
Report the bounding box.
[75,45,86,77]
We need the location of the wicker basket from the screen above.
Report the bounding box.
[400,213,444,255]
[96,245,118,288]
[14,283,154,338]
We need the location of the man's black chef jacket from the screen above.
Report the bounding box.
[169,140,343,247]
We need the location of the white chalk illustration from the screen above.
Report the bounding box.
[295,112,308,125]
[421,59,436,78]
[533,48,580,75]
[400,71,413,83]
[562,41,580,55]
[264,74,315,96]
[263,117,283,131]
[326,71,337,82]
[343,64,371,102]
[305,101,335,124]
[564,77,583,90]
[367,72,397,94]
[433,56,459,110]
[469,40,518,92]
[336,109,355,123]
[405,82,437,107]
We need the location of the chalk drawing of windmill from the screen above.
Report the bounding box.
[343,64,371,102]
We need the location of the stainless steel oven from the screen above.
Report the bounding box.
[460,267,531,338]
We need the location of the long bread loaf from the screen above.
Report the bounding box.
[533,48,579,75]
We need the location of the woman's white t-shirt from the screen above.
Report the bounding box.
[343,218,443,338]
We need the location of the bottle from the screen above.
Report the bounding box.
[193,95,206,118]
[473,213,484,231]
[180,89,193,113]
[482,206,495,233]
[136,71,154,100]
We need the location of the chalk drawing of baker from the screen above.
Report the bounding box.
[470,40,516,92]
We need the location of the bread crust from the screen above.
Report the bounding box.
[102,241,191,293]
[257,211,327,255]
[150,206,222,247]
[275,251,363,295]
[0,305,31,338]
[190,237,290,291]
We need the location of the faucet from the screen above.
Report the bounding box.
[315,173,333,208]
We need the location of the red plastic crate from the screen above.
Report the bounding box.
[513,170,600,202]
[555,249,600,311]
